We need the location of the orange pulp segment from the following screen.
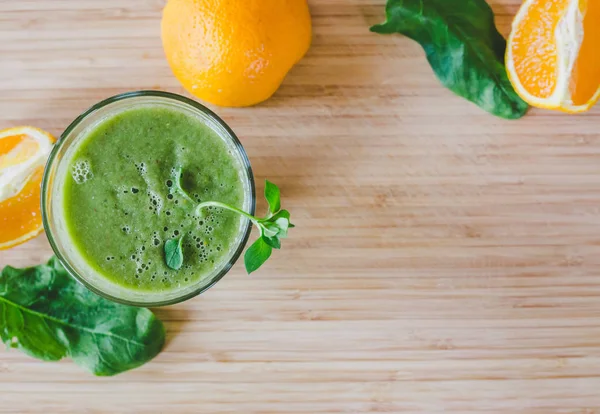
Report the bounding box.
[569,0,600,108]
[507,0,600,112]
[0,127,55,250]
[0,166,45,249]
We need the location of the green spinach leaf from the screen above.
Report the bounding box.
[0,257,165,376]
[371,0,528,119]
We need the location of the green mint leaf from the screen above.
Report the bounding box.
[370,0,528,119]
[164,236,184,270]
[0,257,165,376]
[264,180,281,215]
[261,222,280,238]
[274,217,290,239]
[262,210,293,238]
[262,236,281,250]
[244,237,273,274]
[272,209,294,227]
[271,209,291,221]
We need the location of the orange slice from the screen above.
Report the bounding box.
[0,127,55,250]
[506,0,600,113]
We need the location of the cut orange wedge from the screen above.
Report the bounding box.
[0,127,55,250]
[506,0,600,113]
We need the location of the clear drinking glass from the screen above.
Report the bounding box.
[42,91,256,306]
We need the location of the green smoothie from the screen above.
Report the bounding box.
[61,105,249,294]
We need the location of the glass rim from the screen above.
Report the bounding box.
[41,90,256,307]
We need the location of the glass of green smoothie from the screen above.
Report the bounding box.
[42,91,256,306]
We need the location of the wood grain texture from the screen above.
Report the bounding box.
[2,0,600,412]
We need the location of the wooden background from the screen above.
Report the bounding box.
[2,0,600,412]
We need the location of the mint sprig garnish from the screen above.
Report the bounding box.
[165,169,294,274]
[196,180,294,274]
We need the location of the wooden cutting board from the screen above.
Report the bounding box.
[2,0,600,412]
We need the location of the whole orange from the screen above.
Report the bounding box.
[161,0,312,107]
